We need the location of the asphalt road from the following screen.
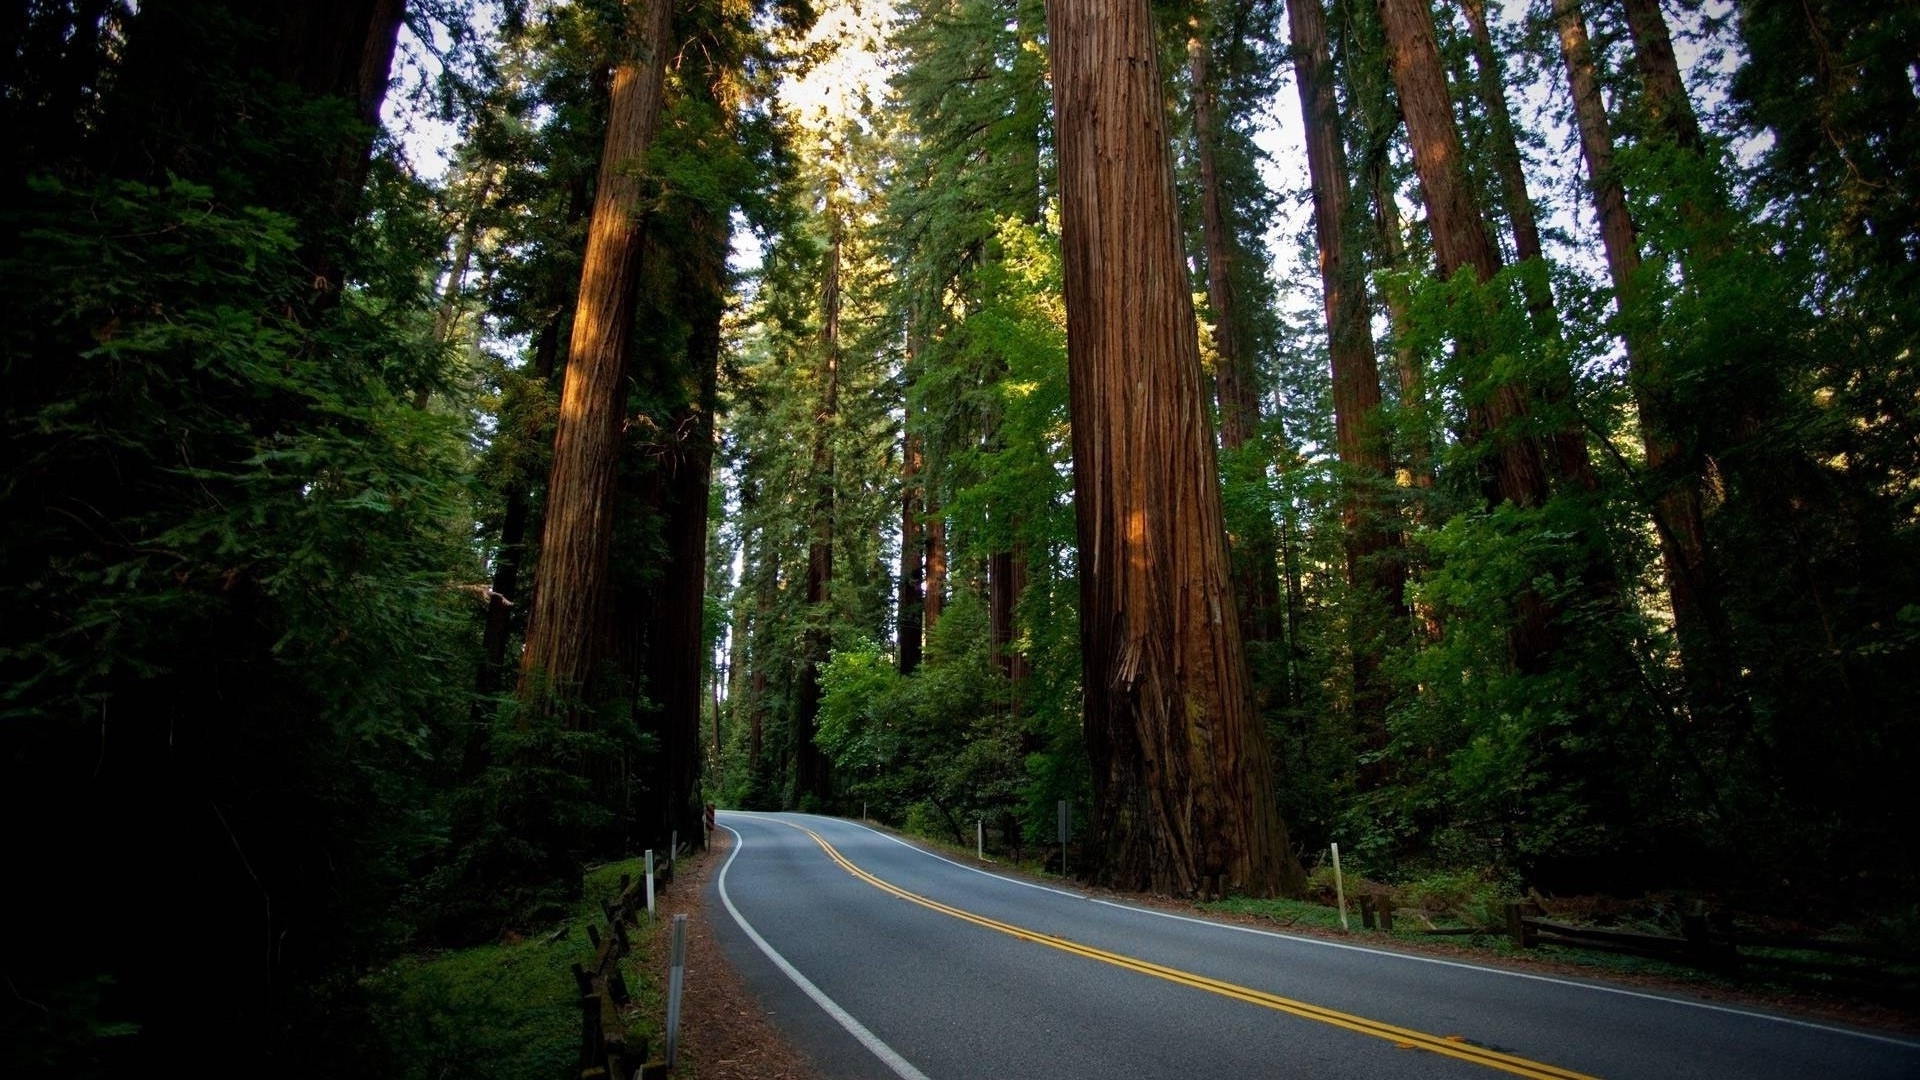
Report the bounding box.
[706,811,1920,1079]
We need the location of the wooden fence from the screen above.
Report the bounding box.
[576,857,676,1080]
[1501,900,1920,999]
[1346,892,1916,1001]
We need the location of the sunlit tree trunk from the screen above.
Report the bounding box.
[1049,0,1305,897]
[518,0,675,713]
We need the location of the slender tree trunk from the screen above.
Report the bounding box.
[899,427,927,676]
[1556,0,1739,720]
[1048,0,1304,897]
[924,496,947,632]
[636,205,727,850]
[1189,16,1283,651]
[1377,0,1556,668]
[1346,0,1436,495]
[1376,0,1544,506]
[517,0,675,714]
[1621,0,1705,153]
[1288,0,1407,748]
[464,314,568,777]
[417,166,497,410]
[1366,155,1436,492]
[794,212,843,805]
[1457,0,1597,493]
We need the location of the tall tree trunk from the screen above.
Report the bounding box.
[418,164,498,410]
[1555,0,1739,721]
[899,426,927,676]
[1189,15,1283,651]
[1048,0,1305,897]
[1345,0,1435,495]
[1377,0,1556,668]
[794,212,843,806]
[1621,0,1705,153]
[466,314,568,777]
[1457,0,1597,493]
[1366,154,1437,493]
[517,0,675,714]
[1288,0,1407,750]
[636,206,728,850]
[925,495,947,632]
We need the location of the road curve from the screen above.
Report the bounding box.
[706,811,1920,1079]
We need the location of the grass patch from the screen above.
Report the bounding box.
[364,858,651,1080]
[1203,895,1352,931]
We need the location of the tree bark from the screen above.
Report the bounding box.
[1365,152,1437,493]
[794,211,843,806]
[1457,0,1597,493]
[1376,0,1550,513]
[1189,16,1284,652]
[924,495,947,632]
[1377,0,1555,668]
[1621,0,1705,153]
[636,205,727,850]
[518,0,675,715]
[1048,0,1304,897]
[1288,0,1407,745]
[1556,0,1738,719]
[899,427,927,676]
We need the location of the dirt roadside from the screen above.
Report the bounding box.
[643,827,824,1080]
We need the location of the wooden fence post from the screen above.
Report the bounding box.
[1358,894,1376,929]
[1506,902,1532,949]
[578,991,604,1076]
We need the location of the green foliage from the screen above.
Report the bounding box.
[366,858,650,1080]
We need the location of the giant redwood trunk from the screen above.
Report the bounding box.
[518,0,675,713]
[1288,0,1406,742]
[1048,0,1304,897]
[635,206,728,850]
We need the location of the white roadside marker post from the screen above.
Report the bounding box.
[666,913,688,1067]
[1331,842,1349,931]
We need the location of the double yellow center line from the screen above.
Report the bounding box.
[793,823,1596,1080]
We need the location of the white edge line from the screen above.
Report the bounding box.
[790,813,1920,1053]
[715,820,933,1080]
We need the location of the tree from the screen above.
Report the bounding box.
[1048,0,1305,896]
[1551,0,1734,726]
[1376,0,1559,668]
[3,0,479,1067]
[1283,0,1409,752]
[1188,0,1285,654]
[518,0,676,708]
